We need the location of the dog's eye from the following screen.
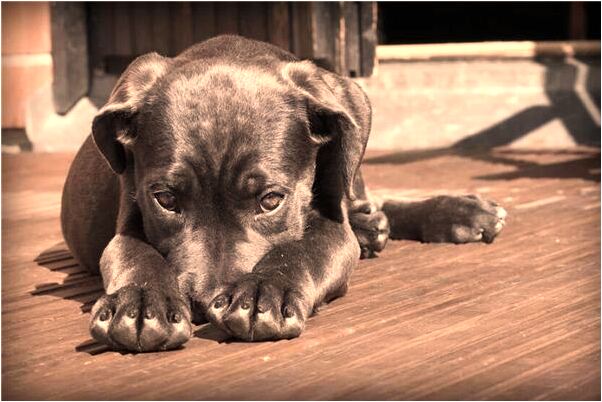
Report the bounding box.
[154,191,179,212]
[259,192,284,212]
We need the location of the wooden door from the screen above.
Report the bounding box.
[52,2,377,111]
[86,2,376,77]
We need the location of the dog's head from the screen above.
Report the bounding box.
[92,51,368,300]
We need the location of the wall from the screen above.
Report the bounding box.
[2,2,53,128]
[357,52,600,151]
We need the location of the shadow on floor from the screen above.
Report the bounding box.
[32,243,103,314]
[364,148,601,183]
[33,242,231,355]
[456,55,600,149]
[366,56,600,182]
[32,243,111,355]
[470,151,601,182]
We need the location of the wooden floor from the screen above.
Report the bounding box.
[2,148,600,400]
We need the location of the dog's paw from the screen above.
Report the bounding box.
[206,274,308,341]
[349,200,390,258]
[421,195,507,244]
[89,285,192,352]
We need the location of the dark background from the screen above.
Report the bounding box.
[379,2,601,44]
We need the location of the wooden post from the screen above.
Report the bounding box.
[170,3,193,54]
[290,2,313,59]
[310,2,348,75]
[239,2,268,42]
[112,3,132,58]
[359,2,377,77]
[303,2,377,77]
[50,2,89,115]
[215,2,239,35]
[267,2,290,52]
[343,2,361,77]
[151,2,171,56]
[87,3,114,74]
[192,2,216,43]
[131,3,154,55]
[334,2,346,76]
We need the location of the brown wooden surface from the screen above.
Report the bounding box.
[2,148,600,400]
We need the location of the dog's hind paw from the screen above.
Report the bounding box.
[419,195,507,244]
[349,201,390,258]
[206,274,308,341]
[89,285,192,352]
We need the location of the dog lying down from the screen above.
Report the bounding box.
[61,35,507,352]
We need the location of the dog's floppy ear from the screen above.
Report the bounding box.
[282,61,369,201]
[92,53,171,174]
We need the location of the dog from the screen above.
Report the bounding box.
[61,35,506,352]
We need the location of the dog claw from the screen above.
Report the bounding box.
[350,204,390,259]
[206,275,307,341]
[89,286,192,352]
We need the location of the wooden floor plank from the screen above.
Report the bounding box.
[2,148,600,400]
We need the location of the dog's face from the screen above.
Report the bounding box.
[91,52,368,303]
[134,65,318,293]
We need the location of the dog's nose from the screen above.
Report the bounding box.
[190,300,209,325]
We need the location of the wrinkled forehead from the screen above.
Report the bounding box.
[135,64,313,185]
[166,64,293,133]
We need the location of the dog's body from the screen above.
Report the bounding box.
[61,35,506,352]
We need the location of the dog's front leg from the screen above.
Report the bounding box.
[206,216,359,341]
[89,234,192,352]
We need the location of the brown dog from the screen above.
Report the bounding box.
[61,35,506,352]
